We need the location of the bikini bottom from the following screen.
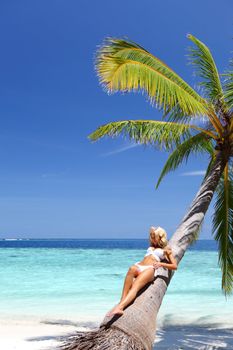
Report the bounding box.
[134,261,156,276]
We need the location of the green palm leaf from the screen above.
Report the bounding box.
[156,132,213,188]
[223,63,233,110]
[212,163,233,295]
[89,120,197,151]
[96,38,208,117]
[162,103,191,124]
[187,34,224,107]
[162,103,220,133]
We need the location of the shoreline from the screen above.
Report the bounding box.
[1,318,233,350]
[0,242,232,349]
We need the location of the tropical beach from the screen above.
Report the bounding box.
[0,0,233,349]
[0,239,233,349]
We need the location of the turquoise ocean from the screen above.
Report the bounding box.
[0,239,233,349]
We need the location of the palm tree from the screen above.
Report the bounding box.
[61,35,233,350]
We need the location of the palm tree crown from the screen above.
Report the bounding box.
[89,34,233,295]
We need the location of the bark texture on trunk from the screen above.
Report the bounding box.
[60,152,227,350]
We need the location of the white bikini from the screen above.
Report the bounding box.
[134,247,164,275]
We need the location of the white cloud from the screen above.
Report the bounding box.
[180,170,206,176]
[101,143,140,157]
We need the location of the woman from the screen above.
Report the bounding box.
[107,226,177,317]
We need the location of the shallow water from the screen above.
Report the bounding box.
[0,239,232,349]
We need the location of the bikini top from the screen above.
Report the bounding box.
[144,247,164,261]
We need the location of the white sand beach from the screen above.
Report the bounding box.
[1,240,232,349]
[0,319,83,350]
[2,318,232,350]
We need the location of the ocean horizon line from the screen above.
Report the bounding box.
[0,237,215,241]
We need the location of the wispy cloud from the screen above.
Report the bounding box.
[180,170,206,176]
[101,143,140,157]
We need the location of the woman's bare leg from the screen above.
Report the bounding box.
[119,266,139,302]
[108,268,154,316]
[106,266,139,316]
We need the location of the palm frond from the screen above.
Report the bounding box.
[162,103,222,136]
[156,132,213,188]
[222,62,233,111]
[187,34,224,107]
[88,120,197,151]
[162,103,192,124]
[212,162,233,295]
[96,38,208,117]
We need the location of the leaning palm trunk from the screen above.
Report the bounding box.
[60,152,227,350]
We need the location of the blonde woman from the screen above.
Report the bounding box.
[107,226,177,317]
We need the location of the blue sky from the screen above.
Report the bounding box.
[0,0,232,238]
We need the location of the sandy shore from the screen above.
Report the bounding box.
[0,319,86,350]
[154,325,233,349]
[1,319,233,350]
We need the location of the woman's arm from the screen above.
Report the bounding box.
[153,248,177,271]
